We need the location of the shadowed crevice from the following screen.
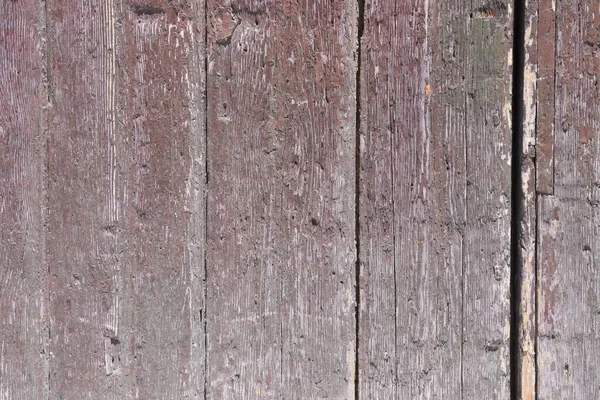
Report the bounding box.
[510,0,525,398]
[354,0,365,398]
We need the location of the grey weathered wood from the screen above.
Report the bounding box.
[535,0,600,398]
[535,0,555,195]
[463,1,513,397]
[119,3,206,398]
[11,1,600,398]
[537,196,599,399]
[0,2,46,399]
[46,2,133,395]
[205,1,357,397]
[45,1,205,398]
[553,0,600,201]
[359,0,513,397]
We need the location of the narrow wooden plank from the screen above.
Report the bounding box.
[359,0,465,397]
[206,1,357,397]
[463,1,513,397]
[553,0,600,200]
[536,0,555,195]
[360,0,512,398]
[537,196,600,399]
[357,0,398,394]
[536,0,600,398]
[0,2,46,399]
[119,3,205,398]
[46,1,205,397]
[46,1,135,396]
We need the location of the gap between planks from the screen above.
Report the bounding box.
[354,0,365,399]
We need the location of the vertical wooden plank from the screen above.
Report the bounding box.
[359,0,465,397]
[463,1,513,398]
[357,0,397,395]
[119,3,205,398]
[0,2,46,399]
[538,196,600,399]
[536,0,600,398]
[46,0,205,398]
[360,0,513,397]
[553,0,600,200]
[46,1,134,396]
[536,0,555,195]
[206,1,357,398]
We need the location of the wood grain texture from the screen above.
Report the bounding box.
[537,196,600,399]
[120,3,205,398]
[0,2,46,399]
[463,1,513,397]
[46,2,134,395]
[359,0,513,398]
[553,0,600,201]
[46,0,205,398]
[535,0,555,195]
[535,0,600,398]
[206,1,357,398]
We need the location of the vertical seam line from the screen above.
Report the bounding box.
[355,0,364,398]
[511,0,526,398]
[203,0,209,398]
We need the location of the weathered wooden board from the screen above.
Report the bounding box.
[463,2,514,396]
[0,2,46,399]
[535,0,555,196]
[359,0,513,398]
[537,196,600,398]
[552,0,600,201]
[536,0,600,398]
[205,0,357,397]
[10,0,600,398]
[45,1,205,398]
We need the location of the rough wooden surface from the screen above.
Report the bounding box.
[205,0,357,398]
[6,0,600,398]
[552,0,600,201]
[537,196,599,399]
[535,0,600,398]
[463,2,514,397]
[535,0,555,195]
[45,0,205,398]
[46,2,130,396]
[120,2,205,398]
[359,0,513,398]
[0,2,46,399]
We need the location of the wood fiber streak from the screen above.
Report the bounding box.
[0,2,46,399]
[46,0,205,398]
[359,0,512,398]
[536,0,600,398]
[206,0,357,398]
